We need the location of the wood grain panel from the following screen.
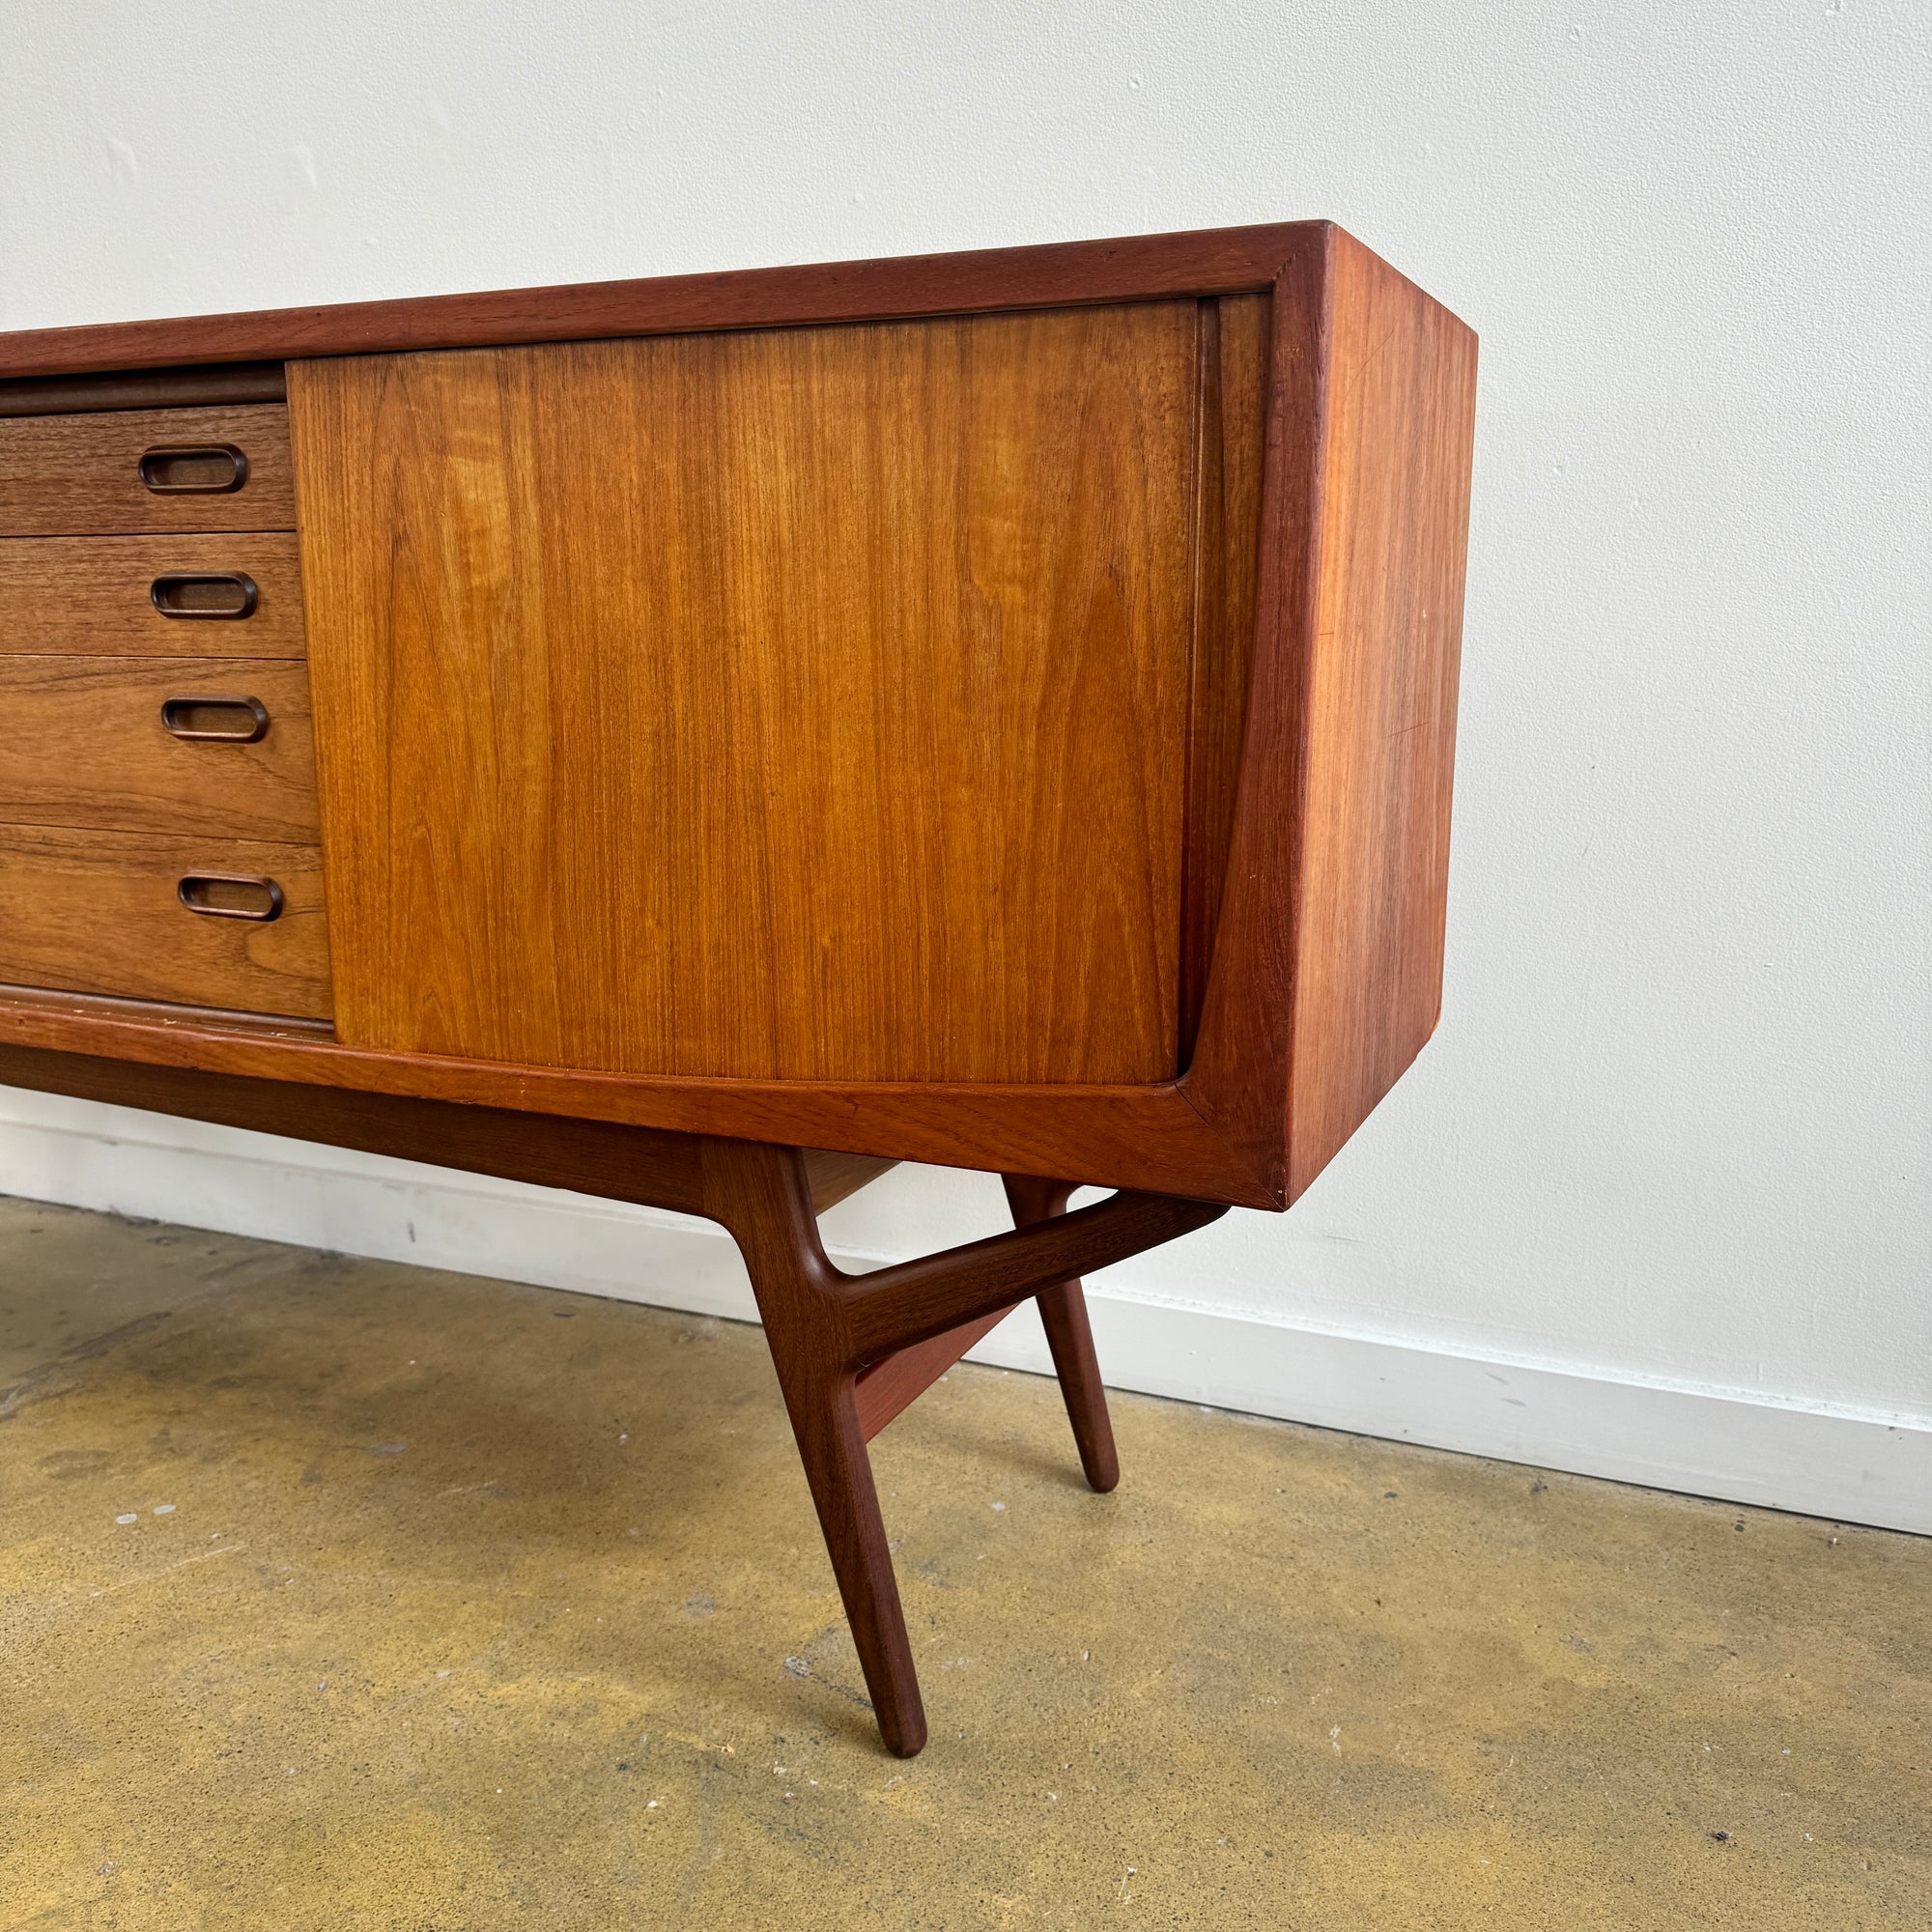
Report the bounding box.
[0,405,295,535]
[0,656,318,840]
[0,534,306,657]
[291,306,1200,1084]
[0,823,329,1018]
[1284,231,1478,1195]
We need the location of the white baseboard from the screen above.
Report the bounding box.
[3,1095,1926,1537]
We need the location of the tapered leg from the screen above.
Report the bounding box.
[703,1137,1223,1755]
[1003,1175,1121,1493]
[704,1138,926,1757]
[765,1358,926,1757]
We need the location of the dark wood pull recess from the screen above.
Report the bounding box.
[177,871,284,921]
[138,444,249,495]
[160,695,270,744]
[151,571,259,619]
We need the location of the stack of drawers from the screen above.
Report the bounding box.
[0,394,331,1021]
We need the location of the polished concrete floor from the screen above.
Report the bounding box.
[2,1196,1926,1930]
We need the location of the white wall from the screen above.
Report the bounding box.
[3,3,1927,1527]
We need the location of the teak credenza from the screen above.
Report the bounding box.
[0,223,1476,1756]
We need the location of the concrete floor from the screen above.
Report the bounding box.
[1,1199,1926,1931]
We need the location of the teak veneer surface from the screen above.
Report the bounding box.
[1179,230,1477,1201]
[0,656,319,842]
[0,223,1477,1211]
[292,305,1199,1086]
[0,824,330,1018]
[0,534,307,658]
[0,406,296,536]
[1284,240,1476,1194]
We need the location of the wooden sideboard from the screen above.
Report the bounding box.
[0,223,1476,1755]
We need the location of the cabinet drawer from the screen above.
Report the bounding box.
[0,535,305,657]
[0,657,318,840]
[0,824,329,1019]
[0,405,296,535]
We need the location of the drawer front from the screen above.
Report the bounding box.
[0,534,306,657]
[0,404,296,535]
[0,823,330,1019]
[0,657,318,841]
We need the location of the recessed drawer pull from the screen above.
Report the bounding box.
[159,694,270,744]
[177,871,284,922]
[138,444,249,495]
[151,571,259,619]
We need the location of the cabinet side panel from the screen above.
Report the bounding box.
[290,307,1198,1084]
[1287,236,1477,1196]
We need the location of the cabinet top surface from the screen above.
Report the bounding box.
[0,223,1373,383]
